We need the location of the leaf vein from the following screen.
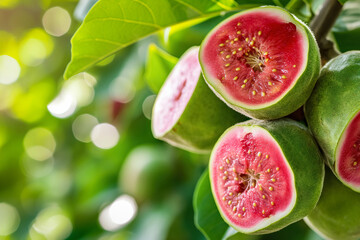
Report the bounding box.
[78,38,125,47]
[132,0,158,25]
[209,0,235,10]
[172,0,204,14]
[86,17,161,28]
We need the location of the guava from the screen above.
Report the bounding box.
[119,145,173,202]
[158,15,231,58]
[305,51,360,192]
[151,46,248,153]
[304,167,360,240]
[199,6,320,119]
[209,119,324,234]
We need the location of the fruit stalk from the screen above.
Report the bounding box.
[309,0,343,63]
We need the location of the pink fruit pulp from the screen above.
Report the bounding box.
[337,111,360,189]
[152,47,200,137]
[201,10,305,106]
[210,126,294,229]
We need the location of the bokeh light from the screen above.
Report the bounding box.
[99,195,137,231]
[109,77,136,104]
[0,55,21,85]
[23,128,56,161]
[30,206,73,240]
[65,72,96,107]
[48,91,77,119]
[21,156,55,178]
[19,28,54,67]
[91,123,120,149]
[72,114,98,143]
[42,7,72,37]
[48,72,96,119]
[142,94,156,120]
[20,39,46,66]
[0,203,20,236]
[0,0,18,8]
[11,79,55,123]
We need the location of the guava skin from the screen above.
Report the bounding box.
[199,6,321,120]
[305,167,360,240]
[209,119,324,234]
[119,145,173,202]
[152,47,248,154]
[304,51,360,192]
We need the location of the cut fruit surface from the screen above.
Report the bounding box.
[336,111,360,191]
[201,9,304,106]
[152,47,200,137]
[151,47,247,153]
[210,124,295,232]
[209,119,324,234]
[200,6,320,119]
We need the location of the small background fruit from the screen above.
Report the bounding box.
[305,167,360,240]
[119,145,174,203]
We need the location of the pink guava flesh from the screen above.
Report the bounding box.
[152,47,200,136]
[210,127,294,229]
[337,111,360,188]
[201,10,305,105]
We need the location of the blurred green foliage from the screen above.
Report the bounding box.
[0,1,211,239]
[0,0,359,239]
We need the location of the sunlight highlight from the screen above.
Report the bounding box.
[0,55,20,84]
[0,203,20,236]
[30,206,72,240]
[72,114,98,143]
[42,7,71,37]
[142,94,156,120]
[47,91,77,118]
[23,128,56,162]
[99,195,137,231]
[91,123,119,149]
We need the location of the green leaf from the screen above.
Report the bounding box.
[332,0,360,52]
[193,169,229,240]
[64,0,244,79]
[144,44,178,93]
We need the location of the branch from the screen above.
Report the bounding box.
[309,0,343,63]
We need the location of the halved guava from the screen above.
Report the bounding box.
[305,51,360,192]
[152,46,247,153]
[209,119,324,234]
[305,167,360,240]
[199,6,320,119]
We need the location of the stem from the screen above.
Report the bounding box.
[309,0,343,63]
[287,0,343,121]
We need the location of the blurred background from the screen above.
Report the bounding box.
[0,0,357,239]
[0,0,212,239]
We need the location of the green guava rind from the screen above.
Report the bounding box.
[211,119,324,234]
[152,47,248,154]
[199,6,321,120]
[304,167,360,240]
[304,51,360,190]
